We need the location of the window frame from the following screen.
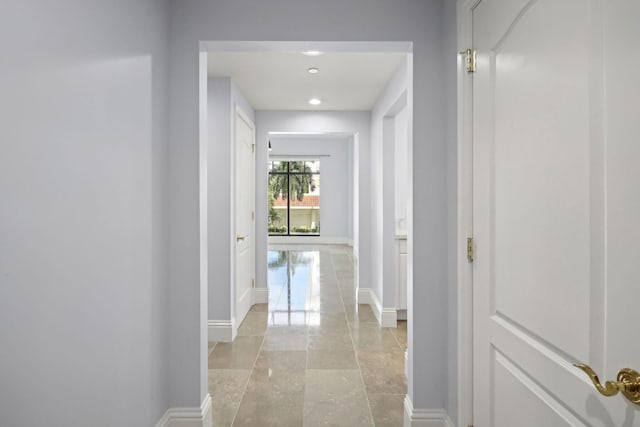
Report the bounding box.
[268,160,320,237]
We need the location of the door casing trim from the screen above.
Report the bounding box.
[456,1,481,426]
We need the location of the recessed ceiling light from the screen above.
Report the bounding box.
[308,98,322,106]
[307,67,319,74]
[303,50,322,56]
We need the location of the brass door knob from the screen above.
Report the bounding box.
[236,235,246,242]
[574,363,640,405]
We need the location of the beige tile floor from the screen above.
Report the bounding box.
[208,245,407,426]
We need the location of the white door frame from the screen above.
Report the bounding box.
[456,1,480,426]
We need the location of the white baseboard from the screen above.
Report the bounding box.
[403,396,455,427]
[381,308,397,328]
[357,288,397,327]
[268,236,351,245]
[155,394,212,427]
[254,287,268,304]
[209,295,266,342]
[208,319,236,342]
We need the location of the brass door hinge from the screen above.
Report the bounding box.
[251,278,255,288]
[467,237,475,262]
[251,143,255,153]
[460,48,476,73]
[251,211,254,221]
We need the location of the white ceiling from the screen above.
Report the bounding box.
[207,51,406,111]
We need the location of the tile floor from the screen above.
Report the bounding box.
[208,245,407,426]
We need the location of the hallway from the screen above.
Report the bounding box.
[208,245,407,426]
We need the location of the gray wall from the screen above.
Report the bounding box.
[268,136,353,239]
[0,1,460,424]
[0,1,170,425]
[206,78,231,321]
[168,0,450,413]
[206,77,255,324]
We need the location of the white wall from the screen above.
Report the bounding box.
[268,136,353,240]
[168,0,450,415]
[206,77,255,324]
[0,1,170,426]
[255,111,371,294]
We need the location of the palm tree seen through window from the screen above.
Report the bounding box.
[268,160,320,236]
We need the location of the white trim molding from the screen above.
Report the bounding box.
[254,287,269,304]
[403,396,455,427]
[381,307,397,328]
[155,394,212,427]
[456,1,479,426]
[405,350,409,379]
[207,319,236,342]
[358,288,397,327]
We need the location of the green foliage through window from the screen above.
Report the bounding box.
[268,160,320,236]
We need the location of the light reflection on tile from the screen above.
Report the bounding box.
[268,311,309,326]
[208,245,408,425]
[262,333,307,351]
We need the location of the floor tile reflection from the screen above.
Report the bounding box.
[208,244,407,426]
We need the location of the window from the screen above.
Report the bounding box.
[268,160,320,236]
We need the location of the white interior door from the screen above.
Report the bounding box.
[235,108,255,326]
[472,1,640,426]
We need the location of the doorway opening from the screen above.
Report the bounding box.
[199,40,414,423]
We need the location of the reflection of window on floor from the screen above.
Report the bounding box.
[268,160,320,236]
[267,250,321,325]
